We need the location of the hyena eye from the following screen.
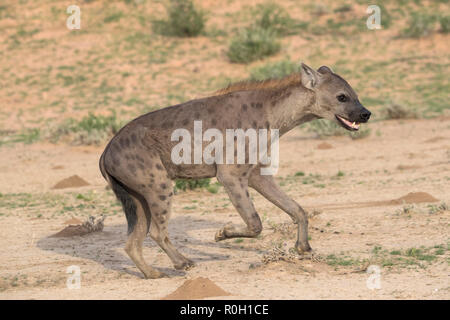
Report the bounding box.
[337,94,348,102]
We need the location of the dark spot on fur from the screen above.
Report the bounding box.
[194,112,200,119]
[242,104,248,111]
[182,119,189,126]
[252,121,257,128]
[156,164,164,170]
[211,119,217,126]
[127,164,136,174]
[159,195,166,201]
[120,137,127,148]
[246,191,250,197]
[162,210,167,215]
[237,120,242,128]
[160,183,167,189]
[256,102,263,109]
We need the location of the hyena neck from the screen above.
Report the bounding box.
[266,86,318,135]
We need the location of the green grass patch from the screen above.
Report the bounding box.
[401,12,436,38]
[50,112,123,145]
[302,119,371,140]
[0,128,41,146]
[438,15,450,33]
[104,11,124,24]
[174,178,211,192]
[326,254,360,266]
[249,59,297,81]
[252,3,307,36]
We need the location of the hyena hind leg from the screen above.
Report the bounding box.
[142,175,195,271]
[124,194,166,279]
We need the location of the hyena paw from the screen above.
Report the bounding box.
[214,222,233,242]
[174,259,195,271]
[143,269,167,279]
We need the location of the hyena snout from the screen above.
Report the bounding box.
[358,107,371,123]
[348,105,371,123]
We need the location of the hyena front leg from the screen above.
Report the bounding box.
[249,170,312,254]
[215,168,262,241]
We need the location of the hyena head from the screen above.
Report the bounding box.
[300,63,371,131]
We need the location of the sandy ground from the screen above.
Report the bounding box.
[0,116,449,299]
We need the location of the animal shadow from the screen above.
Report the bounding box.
[37,215,254,278]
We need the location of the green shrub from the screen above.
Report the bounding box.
[402,12,435,38]
[227,27,280,64]
[175,178,211,192]
[438,15,450,33]
[249,60,298,80]
[104,11,124,24]
[152,0,206,37]
[206,183,220,194]
[384,103,418,120]
[252,3,304,36]
[51,112,122,145]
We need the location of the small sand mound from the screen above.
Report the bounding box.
[162,277,230,300]
[390,192,439,205]
[317,142,333,150]
[52,175,89,189]
[423,136,445,143]
[396,164,420,170]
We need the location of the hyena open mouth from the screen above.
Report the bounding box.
[335,115,360,131]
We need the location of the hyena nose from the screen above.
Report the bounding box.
[360,110,371,122]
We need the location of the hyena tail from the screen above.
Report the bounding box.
[99,150,140,235]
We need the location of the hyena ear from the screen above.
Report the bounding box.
[300,63,322,90]
[317,65,334,74]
